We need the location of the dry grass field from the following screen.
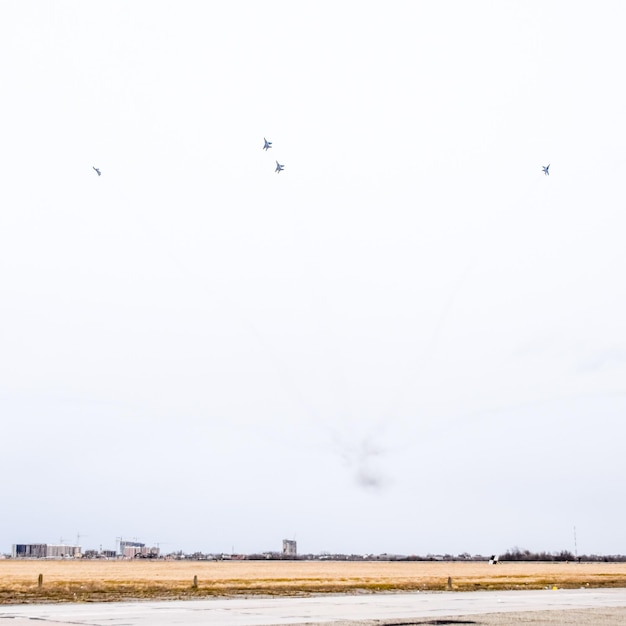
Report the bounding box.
[2,560,626,604]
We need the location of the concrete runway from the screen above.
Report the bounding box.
[2,589,626,625]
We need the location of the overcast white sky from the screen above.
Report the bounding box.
[2,1,626,557]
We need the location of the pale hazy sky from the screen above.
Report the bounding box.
[2,1,626,557]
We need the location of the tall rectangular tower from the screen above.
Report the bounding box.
[282,539,297,557]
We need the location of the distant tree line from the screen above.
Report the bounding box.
[500,547,626,563]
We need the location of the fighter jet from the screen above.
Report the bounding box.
[542,164,550,176]
[263,138,272,150]
[93,167,101,176]
[275,161,284,173]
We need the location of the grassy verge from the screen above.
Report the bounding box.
[2,561,626,604]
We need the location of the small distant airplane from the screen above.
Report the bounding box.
[93,167,101,176]
[275,161,284,173]
[542,164,550,176]
[263,138,272,150]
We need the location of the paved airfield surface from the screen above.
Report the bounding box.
[3,589,626,625]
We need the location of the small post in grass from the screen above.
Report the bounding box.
[447,576,452,590]
[192,575,198,589]
[38,573,43,588]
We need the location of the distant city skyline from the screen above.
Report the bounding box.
[8,541,626,562]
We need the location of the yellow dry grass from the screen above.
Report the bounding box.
[1,560,626,604]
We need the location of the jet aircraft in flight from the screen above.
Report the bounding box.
[542,164,550,176]
[263,138,272,150]
[275,161,284,173]
[93,167,101,176]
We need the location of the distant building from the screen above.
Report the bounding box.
[282,539,297,557]
[12,544,80,558]
[118,540,144,557]
[46,544,81,558]
[12,544,46,558]
[82,549,117,559]
[133,546,160,558]
[118,540,159,559]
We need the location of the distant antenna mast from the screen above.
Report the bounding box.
[574,525,578,559]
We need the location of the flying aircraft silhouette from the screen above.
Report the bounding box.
[263,138,272,150]
[542,164,550,176]
[275,161,284,173]
[93,167,101,176]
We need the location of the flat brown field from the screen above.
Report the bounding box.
[1,560,626,604]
